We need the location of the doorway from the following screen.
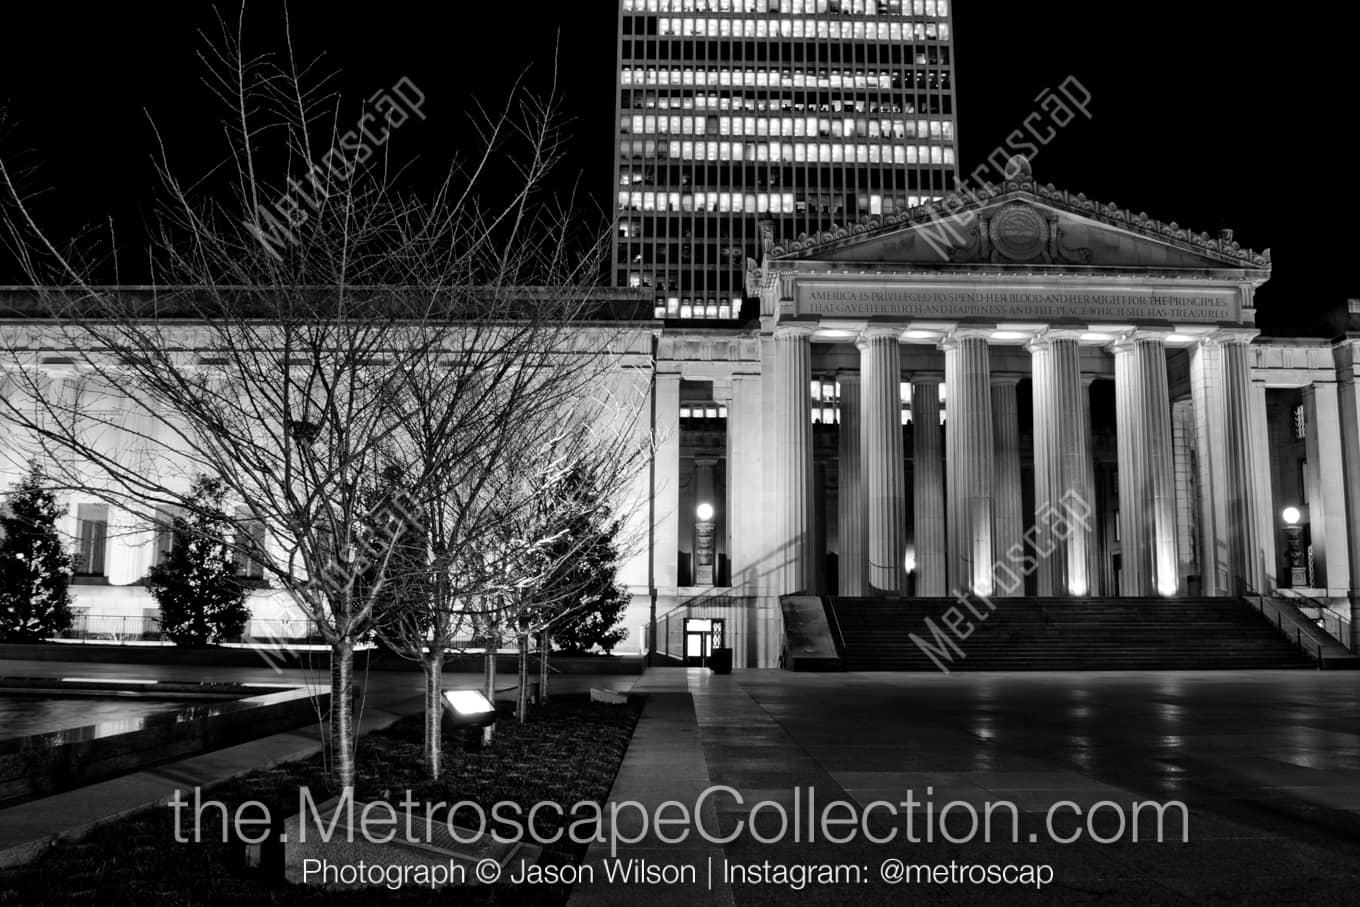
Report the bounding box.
[683,618,725,667]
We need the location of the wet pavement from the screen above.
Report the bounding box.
[573,669,1360,906]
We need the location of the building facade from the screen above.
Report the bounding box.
[3,169,1360,665]
[614,0,958,319]
[637,165,1360,666]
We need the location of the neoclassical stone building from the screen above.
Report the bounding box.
[646,165,1357,666]
[2,166,1357,668]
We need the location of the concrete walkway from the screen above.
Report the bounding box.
[572,668,1360,906]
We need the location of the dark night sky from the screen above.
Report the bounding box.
[0,2,1351,336]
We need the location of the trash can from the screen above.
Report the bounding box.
[709,647,733,675]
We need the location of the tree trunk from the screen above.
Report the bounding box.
[329,638,355,790]
[484,634,498,699]
[516,631,530,723]
[539,629,550,704]
[422,649,445,778]
[483,634,498,745]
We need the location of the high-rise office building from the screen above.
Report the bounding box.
[614,0,959,320]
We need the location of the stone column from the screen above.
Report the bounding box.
[1083,376,1102,594]
[1249,381,1278,592]
[654,372,682,594]
[991,375,1025,596]
[1029,331,1093,596]
[1171,398,1199,590]
[1115,332,1178,596]
[1332,337,1360,650]
[1189,330,1263,596]
[911,377,946,596]
[943,331,995,595]
[836,371,867,595]
[775,325,818,595]
[721,375,763,594]
[1303,381,1350,595]
[860,328,906,594]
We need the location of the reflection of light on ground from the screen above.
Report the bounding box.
[1156,702,1184,722]
[1068,735,1094,771]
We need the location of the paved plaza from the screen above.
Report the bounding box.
[573,669,1360,906]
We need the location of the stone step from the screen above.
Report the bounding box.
[826,596,1314,671]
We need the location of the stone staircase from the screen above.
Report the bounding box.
[827,596,1316,671]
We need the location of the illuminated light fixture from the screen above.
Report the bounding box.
[1166,334,1196,344]
[62,677,157,685]
[903,547,917,573]
[1068,579,1088,596]
[1282,506,1302,526]
[816,329,855,340]
[991,331,1028,341]
[1157,575,1179,597]
[1082,332,1113,342]
[696,502,715,522]
[442,690,497,729]
[904,330,939,339]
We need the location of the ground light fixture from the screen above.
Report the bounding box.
[442,689,498,751]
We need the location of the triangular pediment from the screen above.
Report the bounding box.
[767,179,1270,276]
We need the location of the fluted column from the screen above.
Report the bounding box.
[654,373,681,594]
[1029,331,1093,596]
[1331,336,1360,650]
[1115,332,1178,596]
[1221,335,1265,593]
[775,325,818,595]
[1083,376,1102,595]
[943,331,995,595]
[836,371,867,595]
[912,377,946,596]
[722,375,764,593]
[860,328,906,594]
[991,376,1024,596]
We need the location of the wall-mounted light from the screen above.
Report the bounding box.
[1281,506,1301,526]
[696,502,715,522]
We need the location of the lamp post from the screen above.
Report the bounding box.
[1282,506,1307,588]
[694,501,716,586]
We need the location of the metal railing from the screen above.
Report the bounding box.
[53,611,331,645]
[1273,587,1354,648]
[1236,576,1351,668]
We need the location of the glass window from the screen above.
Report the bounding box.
[76,502,108,576]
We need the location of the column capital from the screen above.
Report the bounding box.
[1026,327,1086,352]
[939,327,992,350]
[909,372,945,385]
[1111,328,1173,354]
[836,369,861,384]
[1205,327,1261,347]
[860,325,904,343]
[990,372,1023,387]
[773,322,819,340]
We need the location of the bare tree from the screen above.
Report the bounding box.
[371,375,648,774]
[0,9,627,788]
